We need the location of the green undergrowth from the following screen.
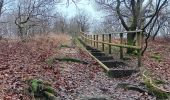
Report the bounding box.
[150,52,162,62]
[132,50,138,55]
[27,79,57,100]
[46,38,88,66]
[106,71,113,78]
[45,57,55,66]
[60,44,72,48]
[126,50,138,56]
[55,57,88,64]
[76,38,86,49]
[45,56,88,66]
[60,44,70,48]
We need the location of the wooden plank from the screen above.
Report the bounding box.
[76,39,110,71]
[80,30,143,71]
[102,34,104,51]
[77,38,139,78]
[96,35,98,49]
[108,34,111,54]
[120,33,123,59]
[81,30,143,35]
[91,35,93,46]
[93,35,95,47]
[137,32,142,67]
[81,35,141,49]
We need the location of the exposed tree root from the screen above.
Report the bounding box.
[142,70,170,99]
[117,70,170,99]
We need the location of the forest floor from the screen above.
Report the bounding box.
[0,35,169,100]
[143,39,170,83]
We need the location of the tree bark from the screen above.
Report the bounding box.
[127,32,136,53]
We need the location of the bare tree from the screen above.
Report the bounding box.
[95,0,168,54]
[14,0,55,39]
[0,0,4,39]
[75,10,90,32]
[0,0,3,15]
[53,13,68,33]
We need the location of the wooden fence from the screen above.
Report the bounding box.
[80,30,143,67]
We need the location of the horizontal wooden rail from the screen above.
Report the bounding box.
[81,30,143,35]
[81,35,141,49]
[80,30,142,67]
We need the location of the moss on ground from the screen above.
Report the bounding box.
[45,56,88,66]
[60,44,71,48]
[150,53,162,62]
[142,71,170,99]
[55,57,88,64]
[28,79,57,100]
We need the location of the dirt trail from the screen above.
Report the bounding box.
[53,47,155,100]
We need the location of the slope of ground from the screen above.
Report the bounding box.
[0,35,167,100]
[143,39,170,84]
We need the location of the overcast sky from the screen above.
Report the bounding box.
[56,0,103,20]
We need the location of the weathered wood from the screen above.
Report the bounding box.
[91,52,106,56]
[81,30,143,35]
[84,34,87,43]
[85,34,87,44]
[108,69,139,78]
[91,35,93,46]
[81,35,141,49]
[101,61,126,68]
[96,35,98,49]
[87,35,90,44]
[137,49,142,67]
[77,39,110,71]
[108,34,111,54]
[86,45,93,50]
[120,33,123,59]
[93,35,95,47]
[95,56,114,61]
[102,34,104,51]
[77,38,139,78]
[81,30,142,67]
[89,49,101,52]
[137,32,142,67]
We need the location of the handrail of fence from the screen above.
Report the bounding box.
[80,30,142,67]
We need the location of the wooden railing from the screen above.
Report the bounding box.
[80,30,143,67]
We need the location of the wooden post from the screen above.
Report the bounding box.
[83,33,85,42]
[108,34,111,54]
[137,32,142,67]
[91,35,93,46]
[102,34,104,51]
[94,35,95,47]
[85,34,87,43]
[96,35,98,49]
[81,32,83,41]
[87,35,89,44]
[120,33,123,59]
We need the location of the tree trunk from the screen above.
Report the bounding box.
[18,26,24,39]
[127,32,136,54]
